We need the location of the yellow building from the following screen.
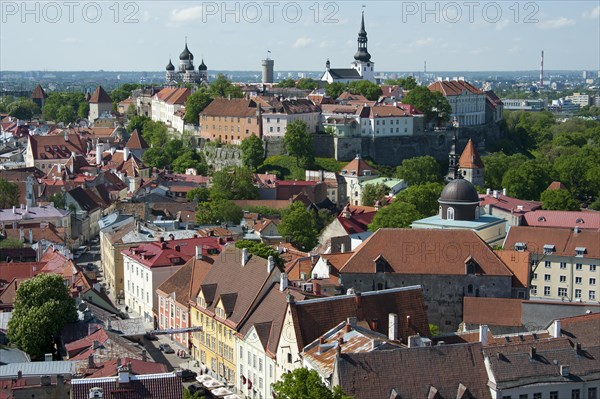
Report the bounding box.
[189,245,279,385]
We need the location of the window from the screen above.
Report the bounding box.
[560,262,567,269]
[447,207,455,220]
[591,264,597,272]
[544,286,551,296]
[590,291,596,300]
[572,389,580,399]
[530,285,537,295]
[240,347,243,359]
[287,353,292,363]
[576,263,583,270]
[560,275,566,282]
[575,247,586,256]
[253,354,256,368]
[544,274,551,281]
[545,261,551,268]
[575,289,582,299]
[269,364,273,378]
[543,244,555,255]
[589,387,597,399]
[532,273,537,280]
[533,394,541,399]
[550,392,558,399]
[519,395,528,399]
[558,287,567,297]
[575,277,582,284]
[259,358,263,371]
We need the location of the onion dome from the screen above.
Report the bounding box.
[166,59,175,71]
[179,43,193,60]
[199,59,207,71]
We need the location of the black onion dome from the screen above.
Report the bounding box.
[166,59,175,71]
[179,43,193,60]
[199,59,207,71]
[439,176,480,203]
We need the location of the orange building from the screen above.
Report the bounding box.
[199,98,262,144]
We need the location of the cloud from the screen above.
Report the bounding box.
[318,41,330,48]
[409,38,434,48]
[495,20,510,31]
[582,5,600,19]
[538,17,575,30]
[169,6,203,23]
[62,37,81,43]
[293,37,313,48]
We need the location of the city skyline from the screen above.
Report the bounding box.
[1,1,599,72]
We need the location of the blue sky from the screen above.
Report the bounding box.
[1,1,599,71]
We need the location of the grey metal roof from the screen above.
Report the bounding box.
[0,361,76,377]
[329,69,361,79]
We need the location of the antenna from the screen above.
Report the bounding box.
[539,50,544,87]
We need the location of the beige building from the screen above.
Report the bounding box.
[504,226,599,303]
[199,98,262,145]
[100,217,137,302]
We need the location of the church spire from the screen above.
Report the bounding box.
[354,11,371,62]
[446,132,459,182]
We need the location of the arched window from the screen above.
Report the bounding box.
[475,206,480,219]
[447,207,455,220]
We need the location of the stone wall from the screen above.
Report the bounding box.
[203,145,243,171]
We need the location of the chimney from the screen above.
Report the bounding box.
[267,255,275,273]
[29,228,33,244]
[17,371,22,380]
[96,142,104,165]
[529,347,536,359]
[574,226,580,234]
[553,319,561,338]
[388,313,398,341]
[344,323,352,333]
[479,325,489,346]
[45,353,53,362]
[346,288,355,295]
[280,273,288,291]
[196,245,203,260]
[486,188,491,195]
[576,342,582,354]
[159,236,164,243]
[493,190,499,199]
[110,147,116,155]
[347,317,357,326]
[343,205,351,218]
[123,147,130,161]
[12,205,16,214]
[241,247,249,266]
[118,364,130,384]
[502,188,507,196]
[354,291,362,307]
[88,354,95,369]
[340,243,345,253]
[175,245,180,252]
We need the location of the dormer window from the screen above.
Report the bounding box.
[363,170,371,176]
[575,247,587,257]
[515,242,527,252]
[543,244,555,255]
[351,170,356,176]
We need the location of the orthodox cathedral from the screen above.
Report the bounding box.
[165,41,209,86]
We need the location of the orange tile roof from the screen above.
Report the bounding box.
[463,297,523,326]
[89,86,112,103]
[428,80,484,96]
[459,139,484,169]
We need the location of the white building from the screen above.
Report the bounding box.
[261,98,321,137]
[428,79,486,126]
[151,88,190,133]
[362,104,424,137]
[339,155,378,206]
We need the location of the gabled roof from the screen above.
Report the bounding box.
[328,69,361,80]
[89,86,112,104]
[28,134,86,161]
[459,139,484,169]
[122,237,224,269]
[504,226,600,258]
[200,98,259,117]
[81,357,167,379]
[522,210,599,229]
[68,187,101,213]
[559,312,600,347]
[428,80,484,96]
[336,92,367,102]
[340,156,377,177]
[157,256,212,307]
[340,229,513,276]
[126,130,150,150]
[335,343,491,399]
[290,286,429,351]
[479,193,542,215]
[154,87,190,105]
[336,204,377,235]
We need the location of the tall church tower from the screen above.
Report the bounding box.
[446,133,459,182]
[351,12,375,82]
[458,139,485,187]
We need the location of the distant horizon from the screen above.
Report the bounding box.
[2,69,596,74]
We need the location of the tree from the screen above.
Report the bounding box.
[7,273,77,359]
[279,201,319,251]
[183,387,205,399]
[395,156,442,186]
[501,160,552,200]
[47,191,66,208]
[402,86,452,126]
[141,120,169,147]
[0,179,20,208]
[540,189,580,211]
[77,102,90,119]
[325,82,347,99]
[385,76,418,90]
[235,240,284,268]
[0,238,24,249]
[126,115,151,134]
[184,90,213,124]
[126,103,137,118]
[186,187,210,203]
[172,150,207,174]
[195,199,243,225]
[277,78,297,88]
[240,134,265,171]
[368,201,423,231]
[7,100,40,120]
[347,80,383,101]
[142,147,170,169]
[56,105,76,124]
[210,167,258,201]
[209,74,243,98]
[296,78,319,90]
[482,152,528,190]
[284,120,313,167]
[42,92,86,121]
[272,368,352,399]
[396,182,445,217]
[361,183,389,206]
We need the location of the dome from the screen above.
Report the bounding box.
[354,49,371,62]
[199,59,207,71]
[186,63,195,71]
[179,43,193,61]
[166,59,175,71]
[439,176,480,204]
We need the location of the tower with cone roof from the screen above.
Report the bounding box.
[351,11,375,82]
[458,139,485,187]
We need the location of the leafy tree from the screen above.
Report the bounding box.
[195,199,243,225]
[347,80,382,101]
[0,179,20,208]
[540,189,580,211]
[368,201,423,231]
[183,387,205,399]
[42,92,86,121]
[385,76,418,90]
[126,115,151,134]
[141,120,169,147]
[210,167,258,200]
[77,102,90,119]
[185,90,213,124]
[235,240,284,268]
[402,86,451,126]
[172,150,207,174]
[325,82,347,99]
[240,134,265,171]
[126,103,137,118]
[361,183,389,206]
[0,238,24,249]
[272,368,352,399]
[482,152,529,190]
[0,95,16,113]
[284,120,313,167]
[277,78,297,88]
[47,191,66,209]
[296,78,319,90]
[501,160,552,200]
[209,74,243,98]
[395,156,442,186]
[142,147,170,169]
[7,273,77,359]
[279,201,318,251]
[7,100,40,120]
[186,187,210,203]
[56,105,76,124]
[396,182,445,216]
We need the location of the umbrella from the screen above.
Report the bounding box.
[211,387,234,397]
[203,379,224,389]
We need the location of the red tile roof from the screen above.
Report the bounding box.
[428,80,484,96]
[522,210,599,229]
[546,181,567,191]
[336,204,377,235]
[341,229,513,276]
[463,297,523,326]
[459,139,484,169]
[157,256,212,308]
[340,156,377,177]
[122,237,224,269]
[82,357,167,379]
[479,193,542,214]
[125,130,149,150]
[495,249,530,289]
[504,226,600,258]
[31,84,47,99]
[28,134,86,161]
[89,86,112,104]
[154,87,190,105]
[200,98,259,117]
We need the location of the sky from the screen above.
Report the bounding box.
[1,0,599,72]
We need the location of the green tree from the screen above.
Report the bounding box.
[296,78,319,90]
[195,199,243,225]
[142,147,170,169]
[240,134,265,171]
[126,115,151,134]
[209,74,243,98]
[47,191,66,209]
[235,240,284,268]
[272,368,352,399]
[141,120,169,147]
[402,86,452,126]
[501,160,552,200]
[0,95,16,113]
[182,387,205,399]
[56,105,76,124]
[325,82,347,99]
[186,187,210,203]
[7,100,40,120]
[42,92,86,121]
[279,201,319,251]
[385,76,418,90]
[126,103,137,118]
[277,78,297,88]
[368,201,423,231]
[0,238,24,249]
[210,167,259,200]
[0,179,20,208]
[396,182,445,216]
[172,150,207,174]
[482,152,529,190]
[284,120,313,167]
[361,183,389,206]
[77,102,90,119]
[7,273,77,359]
[540,189,580,211]
[395,156,442,186]
[184,90,213,124]
[347,80,382,101]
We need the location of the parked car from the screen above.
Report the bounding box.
[159,343,175,353]
[176,369,197,382]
